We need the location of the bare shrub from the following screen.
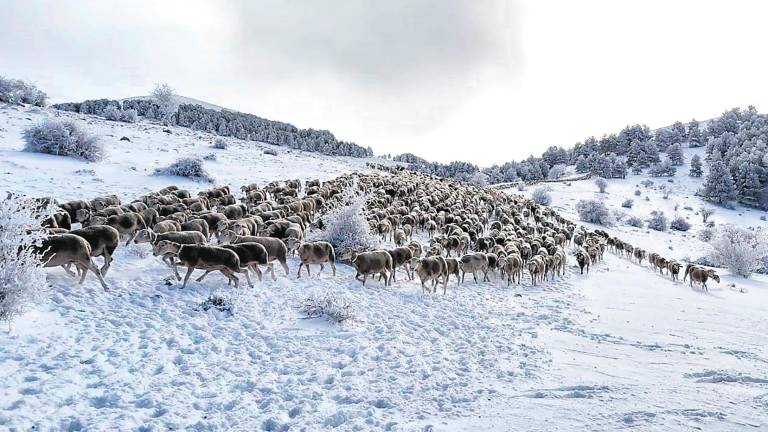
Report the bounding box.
[700,207,715,223]
[647,211,668,231]
[0,76,47,106]
[708,225,768,278]
[23,119,104,162]
[626,215,644,228]
[154,157,213,183]
[621,199,634,208]
[670,216,691,231]
[0,195,54,326]
[595,177,608,193]
[310,181,378,255]
[531,186,552,206]
[576,199,613,226]
[300,290,358,324]
[213,137,227,149]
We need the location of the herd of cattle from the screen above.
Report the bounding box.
[29,166,719,292]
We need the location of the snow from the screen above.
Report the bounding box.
[1,104,767,430]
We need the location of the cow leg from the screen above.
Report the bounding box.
[296,262,303,278]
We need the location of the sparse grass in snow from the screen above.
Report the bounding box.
[299,290,358,324]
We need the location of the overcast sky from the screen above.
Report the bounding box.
[2,0,767,166]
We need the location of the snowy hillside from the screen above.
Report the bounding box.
[1,105,767,431]
[0,104,384,202]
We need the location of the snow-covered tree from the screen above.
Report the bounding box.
[700,207,715,223]
[700,155,737,205]
[0,195,54,327]
[689,154,703,177]
[666,143,684,166]
[575,156,590,174]
[152,82,177,123]
[687,118,703,147]
[548,164,567,179]
[707,224,768,278]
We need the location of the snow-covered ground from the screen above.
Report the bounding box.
[1,105,767,431]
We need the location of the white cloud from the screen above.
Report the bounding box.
[1,0,766,166]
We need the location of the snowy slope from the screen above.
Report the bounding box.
[1,104,767,431]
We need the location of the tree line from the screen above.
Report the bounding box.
[52,98,373,158]
[395,107,768,209]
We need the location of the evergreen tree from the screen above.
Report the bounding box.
[575,155,590,174]
[701,154,737,204]
[666,143,684,166]
[626,140,646,167]
[689,154,703,177]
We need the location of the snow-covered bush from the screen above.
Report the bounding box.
[641,179,654,188]
[634,189,641,196]
[626,215,644,228]
[0,76,47,106]
[707,225,768,278]
[531,186,552,206]
[0,195,54,325]
[264,149,278,156]
[154,157,213,183]
[213,137,227,149]
[300,290,358,324]
[23,119,104,162]
[310,182,378,255]
[120,109,138,123]
[670,216,691,231]
[203,153,217,161]
[621,199,634,208]
[102,105,122,121]
[700,207,715,223]
[595,177,608,193]
[647,211,668,231]
[698,226,717,242]
[548,164,567,179]
[101,106,136,123]
[576,199,613,226]
[648,159,677,177]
